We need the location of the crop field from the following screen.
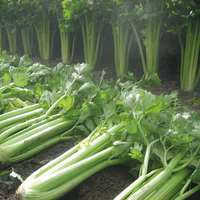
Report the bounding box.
[1,1,200,200]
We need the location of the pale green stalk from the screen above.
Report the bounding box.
[0,104,41,121]
[33,9,53,60]
[147,168,191,200]
[114,140,159,200]
[3,22,17,53]
[60,31,77,64]
[30,147,114,191]
[17,154,128,200]
[21,27,34,57]
[0,108,44,130]
[24,124,103,182]
[180,19,200,92]
[129,19,147,75]
[127,148,188,200]
[0,118,75,164]
[2,114,61,144]
[112,19,133,77]
[125,0,164,76]
[175,184,200,200]
[6,135,72,164]
[79,13,102,70]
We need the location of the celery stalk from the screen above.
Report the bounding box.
[147,168,191,200]
[0,104,41,121]
[127,148,188,200]
[0,108,44,130]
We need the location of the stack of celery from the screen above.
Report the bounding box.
[16,72,200,199]
[1,52,200,199]
[0,51,106,165]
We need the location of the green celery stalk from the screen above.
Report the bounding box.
[112,18,133,77]
[79,13,103,70]
[179,19,200,92]
[1,114,61,145]
[147,168,192,200]
[21,26,34,57]
[114,140,159,200]
[0,108,44,130]
[16,122,126,199]
[17,151,128,200]
[29,147,114,191]
[60,31,77,64]
[37,132,112,179]
[4,22,17,54]
[127,148,188,200]
[6,135,73,164]
[174,184,200,200]
[0,104,41,121]
[24,124,103,182]
[162,182,184,200]
[0,117,75,161]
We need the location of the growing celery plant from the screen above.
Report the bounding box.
[20,0,57,60]
[0,1,6,52]
[167,0,200,92]
[105,0,134,77]
[2,0,18,54]
[124,0,166,77]
[17,1,36,57]
[54,0,78,64]
[62,0,105,70]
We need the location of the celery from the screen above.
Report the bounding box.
[147,168,191,200]
[123,0,165,77]
[21,26,35,57]
[6,135,73,164]
[0,108,43,130]
[127,148,188,200]
[16,121,128,199]
[0,117,75,164]
[0,104,41,121]
[55,0,77,64]
[62,0,104,70]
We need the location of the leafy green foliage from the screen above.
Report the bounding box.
[191,169,200,184]
[0,171,10,182]
[128,142,144,163]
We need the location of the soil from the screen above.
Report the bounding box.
[1,53,200,200]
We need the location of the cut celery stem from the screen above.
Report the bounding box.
[147,168,192,200]
[31,147,114,191]
[24,122,125,183]
[0,108,44,130]
[2,114,61,144]
[1,115,64,147]
[0,114,46,142]
[37,132,112,179]
[17,150,128,200]
[6,136,72,164]
[0,119,75,160]
[114,140,159,200]
[174,184,200,200]
[127,148,188,200]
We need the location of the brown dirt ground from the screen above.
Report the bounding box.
[1,53,200,200]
